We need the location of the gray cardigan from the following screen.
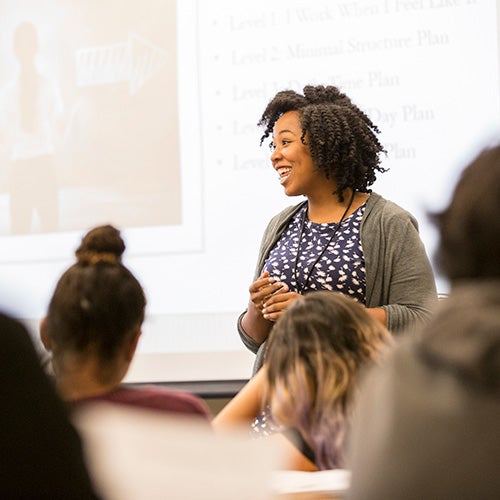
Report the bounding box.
[238,193,437,372]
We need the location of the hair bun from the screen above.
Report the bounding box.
[75,225,125,265]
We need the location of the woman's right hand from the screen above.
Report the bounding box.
[240,272,288,346]
[249,271,289,313]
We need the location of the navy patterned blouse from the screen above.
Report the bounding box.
[262,202,367,304]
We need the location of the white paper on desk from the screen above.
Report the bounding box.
[270,469,351,495]
[73,404,284,500]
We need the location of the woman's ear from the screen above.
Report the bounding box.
[39,317,52,351]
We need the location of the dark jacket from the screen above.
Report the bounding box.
[347,281,500,500]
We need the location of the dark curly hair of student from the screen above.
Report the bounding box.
[46,225,146,369]
[432,144,500,282]
[258,85,387,201]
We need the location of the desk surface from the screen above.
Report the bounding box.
[270,470,350,499]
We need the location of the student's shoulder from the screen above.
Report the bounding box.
[77,386,212,420]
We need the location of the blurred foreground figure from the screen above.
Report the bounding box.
[347,145,500,499]
[0,312,98,499]
[215,291,392,471]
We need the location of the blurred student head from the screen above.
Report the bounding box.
[433,144,500,282]
[262,291,391,470]
[347,144,500,499]
[0,312,98,499]
[41,224,146,393]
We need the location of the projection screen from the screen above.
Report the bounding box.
[0,0,499,382]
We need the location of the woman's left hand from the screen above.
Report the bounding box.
[262,291,302,321]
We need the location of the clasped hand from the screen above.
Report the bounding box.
[249,271,301,322]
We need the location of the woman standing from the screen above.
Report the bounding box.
[238,85,436,373]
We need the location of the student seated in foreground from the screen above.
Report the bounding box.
[347,144,500,499]
[214,291,392,471]
[0,311,99,499]
[40,224,211,420]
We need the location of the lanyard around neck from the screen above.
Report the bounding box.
[292,191,356,294]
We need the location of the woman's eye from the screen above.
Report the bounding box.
[269,139,291,151]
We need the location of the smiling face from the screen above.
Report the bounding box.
[270,111,328,198]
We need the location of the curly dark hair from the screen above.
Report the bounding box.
[46,225,146,375]
[432,144,500,282]
[258,85,387,201]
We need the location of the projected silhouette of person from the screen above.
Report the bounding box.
[1,22,64,234]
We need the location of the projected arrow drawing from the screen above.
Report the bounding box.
[75,33,168,95]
